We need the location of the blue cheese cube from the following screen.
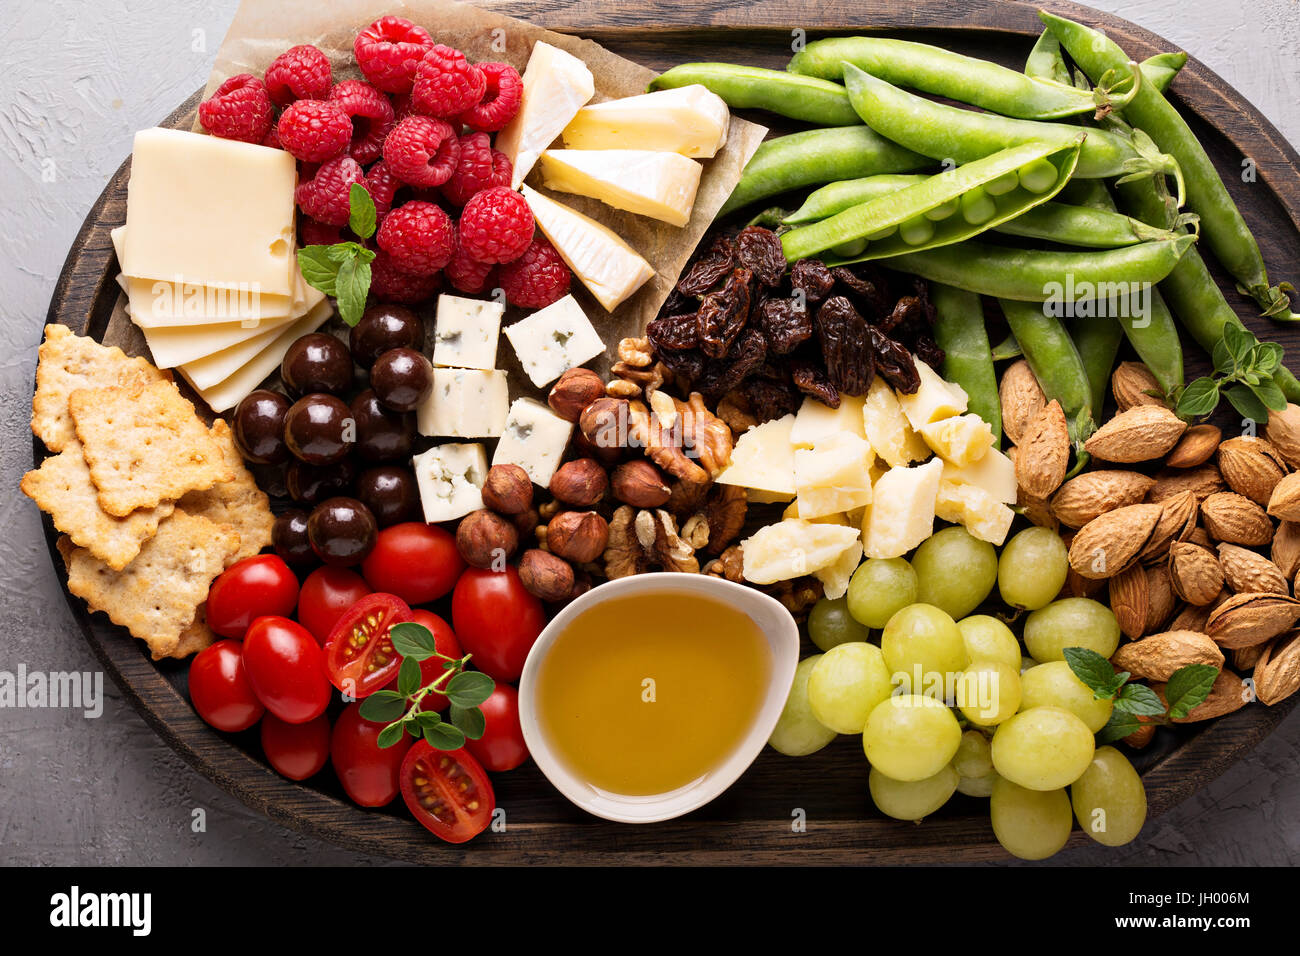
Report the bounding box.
[433,295,505,371]
[412,443,488,523]
[503,294,605,387]
[416,368,509,438]
[492,398,574,485]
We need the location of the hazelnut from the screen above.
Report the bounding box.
[548,368,608,423]
[578,397,631,457]
[549,458,609,507]
[569,570,593,602]
[518,549,575,602]
[482,463,533,515]
[572,425,623,467]
[510,506,540,542]
[456,509,519,569]
[546,510,609,563]
[611,460,671,508]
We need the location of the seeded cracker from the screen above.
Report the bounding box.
[32,324,170,453]
[62,510,240,659]
[21,437,176,570]
[177,420,274,565]
[71,379,234,517]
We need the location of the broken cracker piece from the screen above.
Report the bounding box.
[177,420,274,565]
[168,602,216,661]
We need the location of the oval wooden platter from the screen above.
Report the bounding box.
[40,0,1300,864]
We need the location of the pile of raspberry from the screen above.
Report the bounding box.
[197,15,571,309]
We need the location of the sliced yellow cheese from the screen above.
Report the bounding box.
[789,394,867,448]
[919,414,995,467]
[863,378,930,468]
[748,488,796,504]
[561,85,730,158]
[740,519,862,585]
[897,359,969,430]
[716,414,796,496]
[793,432,874,519]
[538,149,702,227]
[495,41,595,188]
[942,448,1017,505]
[936,481,1016,546]
[862,457,943,559]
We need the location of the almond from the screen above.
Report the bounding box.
[1272,521,1300,578]
[1169,542,1225,606]
[1015,399,1070,499]
[1050,470,1154,529]
[1123,721,1158,749]
[1018,487,1059,531]
[1140,490,1198,562]
[1264,403,1300,468]
[1146,562,1176,633]
[1254,629,1300,705]
[1170,602,1213,633]
[1153,669,1249,722]
[1112,630,1225,681]
[1267,471,1300,521]
[1068,503,1162,580]
[1084,405,1187,463]
[1165,424,1222,469]
[1205,591,1300,649]
[1232,641,1270,672]
[1109,564,1149,640]
[1216,543,1289,595]
[1217,436,1287,505]
[1184,526,1214,550]
[1201,491,1274,546]
[1147,464,1227,504]
[1111,361,1164,411]
[1060,532,1103,599]
[999,359,1046,446]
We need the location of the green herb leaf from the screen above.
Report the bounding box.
[404,714,424,737]
[1212,337,1234,375]
[389,622,438,661]
[450,704,487,740]
[1063,646,1127,700]
[1224,383,1270,423]
[1095,710,1144,746]
[359,690,408,723]
[1251,378,1288,413]
[349,183,377,239]
[1112,682,1166,717]
[1223,323,1255,363]
[415,711,443,729]
[376,721,407,749]
[1175,377,1220,419]
[1165,664,1220,720]
[424,722,467,751]
[445,670,495,709]
[1254,342,1285,375]
[397,655,422,697]
[297,245,339,296]
[335,256,369,328]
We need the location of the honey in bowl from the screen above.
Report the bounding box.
[533,590,773,797]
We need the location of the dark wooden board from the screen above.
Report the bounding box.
[39,0,1300,864]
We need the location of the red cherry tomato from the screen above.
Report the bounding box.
[361,522,464,605]
[452,567,545,682]
[465,684,528,772]
[331,702,411,807]
[298,566,371,645]
[242,616,331,724]
[188,639,264,732]
[260,712,331,780]
[399,741,495,844]
[206,555,300,639]
[324,593,411,698]
[384,610,463,711]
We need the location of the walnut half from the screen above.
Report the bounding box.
[603,505,700,577]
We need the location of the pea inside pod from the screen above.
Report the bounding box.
[650,63,860,126]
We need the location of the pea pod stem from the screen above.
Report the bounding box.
[650,63,860,126]
[932,283,1001,446]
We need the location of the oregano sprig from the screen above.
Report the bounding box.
[297,182,377,328]
[1175,323,1287,423]
[1063,646,1219,745]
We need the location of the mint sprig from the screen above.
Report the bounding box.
[1063,647,1220,745]
[297,183,378,328]
[1175,324,1287,422]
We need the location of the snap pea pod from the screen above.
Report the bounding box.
[718,126,931,216]
[1025,30,1071,86]
[991,331,1022,361]
[1042,12,1292,317]
[932,283,1001,446]
[1141,52,1187,94]
[1057,177,1119,211]
[650,63,860,126]
[783,174,927,224]
[994,201,1179,248]
[999,298,1097,446]
[1071,315,1125,424]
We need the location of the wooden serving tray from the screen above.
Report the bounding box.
[40,0,1300,864]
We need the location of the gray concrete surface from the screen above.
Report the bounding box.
[1,0,1297,866]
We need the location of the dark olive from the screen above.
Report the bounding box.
[272,509,316,566]
[349,304,423,366]
[284,393,352,464]
[286,457,357,505]
[307,496,378,566]
[232,389,291,464]
[350,388,415,462]
[356,466,421,527]
[371,347,434,413]
[281,332,353,397]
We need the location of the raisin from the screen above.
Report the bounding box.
[789,258,835,305]
[678,235,736,296]
[790,359,841,409]
[661,285,693,316]
[869,326,920,394]
[913,334,945,370]
[743,375,800,423]
[646,313,700,352]
[758,297,813,355]
[880,294,931,336]
[832,265,889,319]
[736,226,787,288]
[697,326,767,398]
[657,348,706,388]
[698,267,752,359]
[816,296,874,397]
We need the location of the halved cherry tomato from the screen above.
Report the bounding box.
[260,712,331,780]
[399,741,495,844]
[206,555,300,639]
[361,522,464,605]
[384,610,463,711]
[324,593,411,698]
[298,566,371,645]
[243,616,331,724]
[452,567,545,682]
[465,684,528,772]
[331,701,411,807]
[188,639,264,732]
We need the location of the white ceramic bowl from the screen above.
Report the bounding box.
[517,572,799,824]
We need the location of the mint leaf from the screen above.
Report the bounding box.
[1112,682,1166,717]
[1165,664,1220,720]
[359,690,407,723]
[1095,710,1144,745]
[445,670,494,709]
[348,183,377,240]
[298,245,339,296]
[1063,646,1127,700]
[335,256,369,327]
[449,704,487,740]
[1224,383,1269,423]
[1176,377,1219,418]
[397,655,422,697]
[424,722,466,751]
[376,722,407,749]
[389,622,438,661]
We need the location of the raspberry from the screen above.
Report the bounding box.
[370,248,441,303]
[354,16,434,94]
[277,99,352,162]
[328,80,395,164]
[382,115,460,188]
[261,125,282,150]
[440,132,511,207]
[365,160,402,219]
[497,235,571,308]
[198,74,274,144]
[299,216,344,247]
[458,186,535,264]
[457,62,523,132]
[444,227,498,294]
[376,200,456,275]
[411,45,485,119]
[263,44,332,106]
[295,155,366,226]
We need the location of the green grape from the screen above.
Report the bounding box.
[881,603,968,700]
[808,596,873,652]
[847,557,918,628]
[769,656,839,756]
[998,527,1069,610]
[956,769,998,798]
[1071,746,1147,847]
[952,729,993,779]
[1020,661,1114,732]
[869,765,959,821]
[955,661,1021,727]
[957,615,1022,672]
[990,777,1073,860]
[991,706,1095,791]
[806,642,893,735]
[862,694,962,781]
[1020,655,1037,674]
[911,527,998,619]
[1023,598,1120,663]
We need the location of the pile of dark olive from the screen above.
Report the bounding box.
[232,303,435,569]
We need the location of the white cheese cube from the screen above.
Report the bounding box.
[863,378,930,468]
[793,433,874,519]
[539,149,702,227]
[897,359,969,430]
[919,414,995,467]
[740,519,862,585]
[416,368,509,438]
[861,457,944,559]
[493,398,575,486]
[433,295,504,371]
[503,294,605,387]
[941,448,1017,504]
[936,481,1016,546]
[789,394,867,447]
[413,443,488,523]
[813,539,865,600]
[561,85,730,158]
[716,414,796,496]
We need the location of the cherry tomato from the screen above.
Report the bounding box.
[384,610,463,711]
[324,593,411,698]
[298,566,371,645]
[206,555,300,640]
[260,712,331,780]
[331,702,411,807]
[452,567,545,682]
[465,684,528,772]
[399,741,494,844]
[188,639,264,732]
[361,522,464,605]
[242,616,331,724]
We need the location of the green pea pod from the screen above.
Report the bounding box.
[784,174,927,225]
[1056,177,1119,211]
[999,299,1097,449]
[1070,315,1125,425]
[995,202,1180,248]
[650,63,860,126]
[1025,30,1071,86]
[932,283,1001,446]
[781,139,1083,264]
[991,331,1022,362]
[1141,52,1187,94]
[718,126,931,217]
